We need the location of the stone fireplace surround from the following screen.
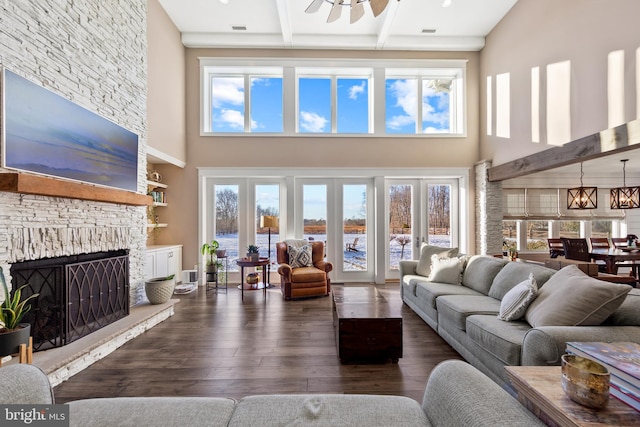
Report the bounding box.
[0,186,176,386]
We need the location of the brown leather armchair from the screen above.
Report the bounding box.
[276,241,332,300]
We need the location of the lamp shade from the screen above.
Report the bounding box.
[260,215,279,228]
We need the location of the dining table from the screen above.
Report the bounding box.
[589,247,640,274]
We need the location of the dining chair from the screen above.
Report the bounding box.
[611,238,639,279]
[588,238,611,272]
[561,238,591,262]
[589,237,610,250]
[547,238,565,258]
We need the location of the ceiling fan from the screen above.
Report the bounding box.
[305,0,398,24]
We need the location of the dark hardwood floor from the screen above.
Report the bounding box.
[53,283,462,404]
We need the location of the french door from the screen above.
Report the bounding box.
[295,178,375,283]
[199,168,466,285]
[385,179,458,278]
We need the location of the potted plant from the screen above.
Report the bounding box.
[201,240,220,273]
[0,266,38,357]
[247,244,260,261]
[145,274,175,305]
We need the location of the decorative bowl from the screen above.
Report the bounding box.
[561,354,610,410]
[246,273,260,285]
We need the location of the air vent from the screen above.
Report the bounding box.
[232,25,247,31]
[421,29,437,34]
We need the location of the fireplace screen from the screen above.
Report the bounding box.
[10,250,130,351]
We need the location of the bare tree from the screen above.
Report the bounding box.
[389,185,411,233]
[216,188,238,234]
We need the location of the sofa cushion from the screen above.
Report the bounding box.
[498,274,538,321]
[437,295,502,331]
[68,397,236,427]
[461,256,508,295]
[428,255,464,284]
[525,265,632,327]
[229,394,430,427]
[402,274,427,297]
[488,262,555,300]
[416,244,459,277]
[415,282,484,310]
[466,315,531,366]
[604,288,640,326]
[291,266,326,283]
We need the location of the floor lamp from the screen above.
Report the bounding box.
[260,215,279,287]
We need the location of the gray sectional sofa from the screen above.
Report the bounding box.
[1,361,544,426]
[400,253,640,388]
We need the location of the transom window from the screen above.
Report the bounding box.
[201,58,466,136]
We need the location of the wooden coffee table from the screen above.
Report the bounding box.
[506,366,640,427]
[332,286,402,364]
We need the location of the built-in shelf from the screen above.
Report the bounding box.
[146,180,167,189]
[0,172,151,206]
[147,223,168,229]
[152,202,168,207]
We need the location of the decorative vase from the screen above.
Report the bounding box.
[246,273,260,285]
[247,253,259,262]
[145,277,175,304]
[216,249,226,258]
[0,323,31,357]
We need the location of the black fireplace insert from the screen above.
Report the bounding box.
[10,250,130,351]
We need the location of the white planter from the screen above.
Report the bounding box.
[145,277,175,304]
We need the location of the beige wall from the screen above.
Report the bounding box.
[157,48,481,269]
[147,0,186,164]
[480,0,640,166]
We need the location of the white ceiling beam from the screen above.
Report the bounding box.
[275,0,293,48]
[376,0,400,49]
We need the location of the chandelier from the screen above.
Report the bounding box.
[567,162,597,210]
[610,159,640,209]
[305,0,399,24]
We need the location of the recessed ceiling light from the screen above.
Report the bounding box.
[220,0,229,4]
[232,25,247,31]
[422,29,437,34]
[442,0,452,7]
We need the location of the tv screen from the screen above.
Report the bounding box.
[1,68,139,192]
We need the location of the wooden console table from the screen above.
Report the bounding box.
[506,366,640,426]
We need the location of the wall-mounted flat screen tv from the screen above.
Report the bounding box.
[1,68,139,192]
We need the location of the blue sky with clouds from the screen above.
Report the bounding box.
[211,77,449,134]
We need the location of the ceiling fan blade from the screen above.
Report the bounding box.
[350,1,365,24]
[305,0,325,14]
[327,0,343,23]
[369,0,390,17]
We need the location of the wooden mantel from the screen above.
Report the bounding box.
[0,172,152,206]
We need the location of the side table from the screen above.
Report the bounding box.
[236,257,269,301]
[506,365,640,427]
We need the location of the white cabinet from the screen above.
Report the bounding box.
[146,245,182,280]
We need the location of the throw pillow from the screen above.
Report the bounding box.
[427,255,464,285]
[525,265,631,327]
[498,273,538,321]
[288,244,313,268]
[416,244,459,277]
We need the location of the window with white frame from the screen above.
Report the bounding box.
[201,58,466,136]
[206,66,284,133]
[501,188,624,251]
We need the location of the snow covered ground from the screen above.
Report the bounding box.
[213,233,451,272]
